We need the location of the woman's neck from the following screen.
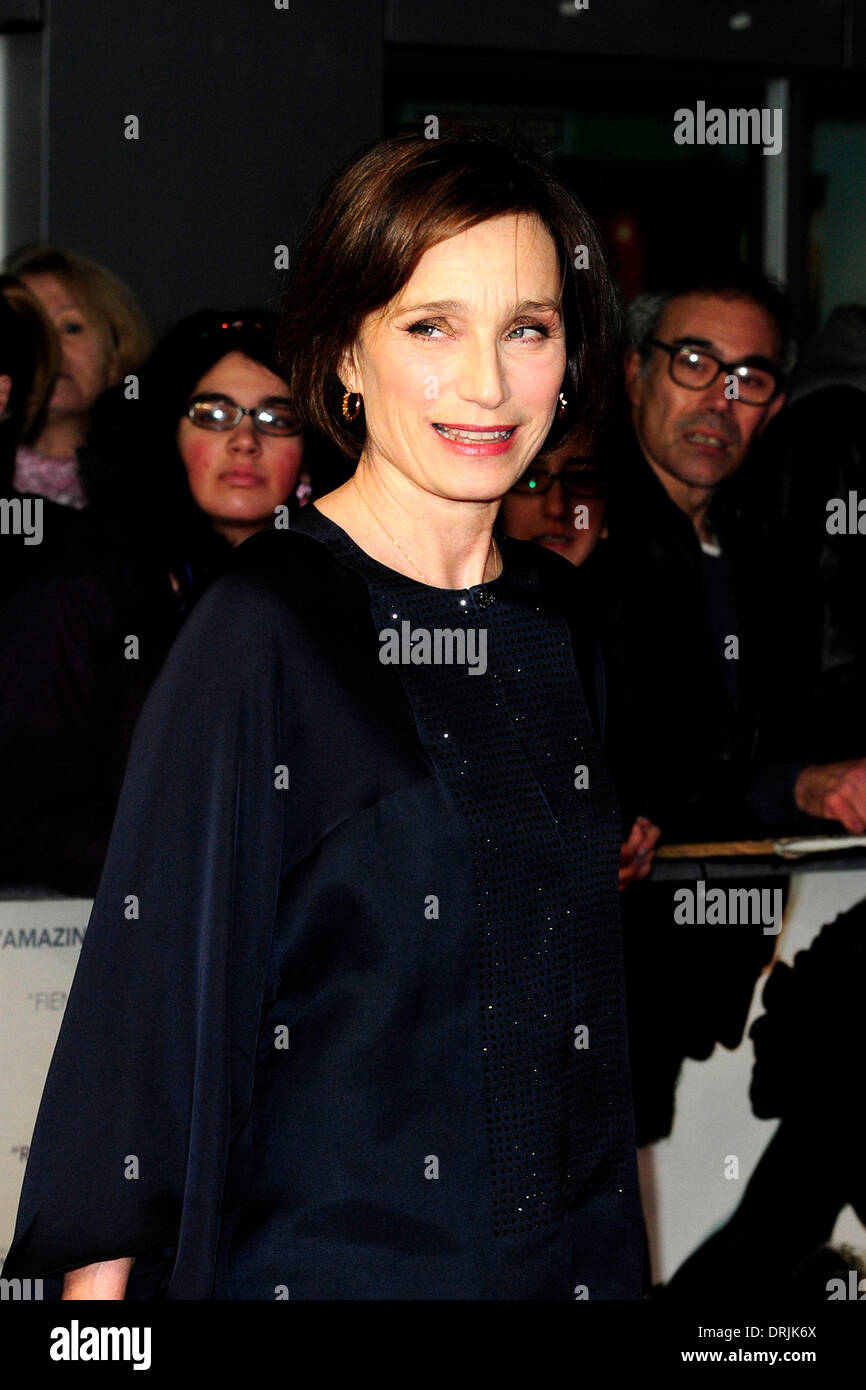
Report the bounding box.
[32,415,88,459]
[211,518,263,548]
[315,456,502,590]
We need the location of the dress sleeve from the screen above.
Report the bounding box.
[0,558,168,896]
[2,569,286,1298]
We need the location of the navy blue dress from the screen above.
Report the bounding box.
[4,506,644,1299]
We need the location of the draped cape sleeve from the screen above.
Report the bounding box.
[3,563,290,1298]
[3,521,633,1301]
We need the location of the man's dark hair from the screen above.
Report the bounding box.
[627,267,795,376]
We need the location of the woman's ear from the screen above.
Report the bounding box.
[623,348,645,410]
[337,342,361,395]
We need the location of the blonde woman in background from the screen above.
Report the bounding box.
[4,245,149,512]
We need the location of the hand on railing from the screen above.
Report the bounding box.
[618,815,661,891]
[794,757,866,833]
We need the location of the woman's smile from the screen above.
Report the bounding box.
[430,421,519,455]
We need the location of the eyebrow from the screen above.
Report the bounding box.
[393,298,562,317]
[671,336,714,349]
[190,391,292,402]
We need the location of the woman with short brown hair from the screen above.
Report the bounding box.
[281,127,618,460]
[4,127,644,1301]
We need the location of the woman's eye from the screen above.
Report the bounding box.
[405,321,447,338]
[59,319,84,335]
[508,323,548,341]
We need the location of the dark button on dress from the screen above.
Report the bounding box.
[3,505,644,1300]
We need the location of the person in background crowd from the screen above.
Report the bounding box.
[607,270,794,841]
[499,427,609,567]
[604,269,866,1149]
[610,270,866,838]
[743,303,866,773]
[0,275,58,473]
[81,310,310,606]
[0,276,61,596]
[500,428,660,890]
[603,270,795,1147]
[4,246,150,515]
[0,311,308,897]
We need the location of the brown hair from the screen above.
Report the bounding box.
[0,275,60,443]
[279,126,621,459]
[4,245,151,383]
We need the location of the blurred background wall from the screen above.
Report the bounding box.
[1,0,865,334]
[0,0,385,332]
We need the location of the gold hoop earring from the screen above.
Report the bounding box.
[341,389,362,422]
[557,391,568,419]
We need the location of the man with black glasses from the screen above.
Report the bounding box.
[606,270,866,843]
[601,270,866,1144]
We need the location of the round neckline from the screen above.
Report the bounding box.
[308,502,508,595]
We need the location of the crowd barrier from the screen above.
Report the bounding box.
[640,854,866,1284]
[0,889,91,1268]
[2,859,865,1289]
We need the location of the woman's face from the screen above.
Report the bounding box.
[176,350,303,541]
[21,272,116,419]
[343,213,567,505]
[499,433,608,567]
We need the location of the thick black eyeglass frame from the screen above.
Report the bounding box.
[186,394,302,435]
[511,461,603,497]
[645,336,784,405]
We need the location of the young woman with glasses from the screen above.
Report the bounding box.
[0,313,309,898]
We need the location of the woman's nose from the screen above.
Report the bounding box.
[228,416,260,450]
[455,340,507,409]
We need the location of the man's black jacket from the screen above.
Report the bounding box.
[592,424,811,843]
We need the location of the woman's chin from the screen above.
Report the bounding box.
[537,536,579,562]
